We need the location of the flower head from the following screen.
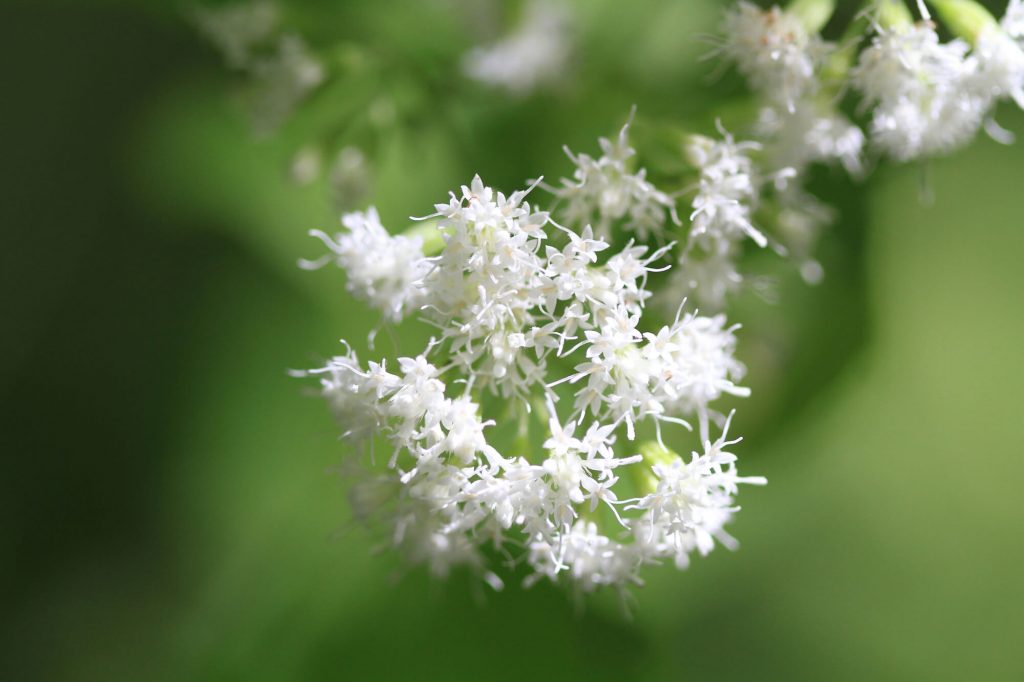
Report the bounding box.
[852,24,983,160]
[300,173,763,593]
[301,207,430,322]
[554,119,679,241]
[720,2,830,112]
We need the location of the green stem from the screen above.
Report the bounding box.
[821,4,873,84]
[928,0,997,43]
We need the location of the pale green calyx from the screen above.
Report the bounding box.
[636,441,681,492]
[402,219,447,256]
[787,0,837,33]
[875,0,915,29]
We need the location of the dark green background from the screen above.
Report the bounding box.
[4,1,1022,679]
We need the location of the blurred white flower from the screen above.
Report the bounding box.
[462,0,573,94]
[1005,0,1024,35]
[248,34,325,134]
[756,103,865,177]
[852,23,982,161]
[194,0,278,69]
[719,2,830,112]
[971,5,1024,113]
[329,146,372,209]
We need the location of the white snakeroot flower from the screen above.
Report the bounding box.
[525,521,641,592]
[462,0,573,95]
[1005,0,1024,36]
[628,413,766,569]
[301,348,387,442]
[194,0,278,69]
[289,145,322,186]
[248,34,326,134]
[687,129,771,249]
[720,2,830,112]
[972,8,1024,113]
[554,119,680,241]
[329,146,372,209]
[666,245,744,312]
[420,175,553,397]
[301,173,764,594]
[659,127,788,312]
[774,186,834,285]
[301,207,430,322]
[756,103,866,177]
[852,24,983,161]
[564,306,748,439]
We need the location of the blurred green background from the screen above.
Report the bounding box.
[4,0,1023,680]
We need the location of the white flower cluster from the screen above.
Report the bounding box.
[194,0,325,134]
[663,130,766,311]
[194,0,278,69]
[720,1,831,113]
[553,119,680,241]
[851,7,1024,161]
[300,208,430,322]
[719,0,1024,165]
[462,0,573,95]
[755,103,865,178]
[246,34,325,135]
[706,0,1024,302]
[853,24,978,160]
[300,175,765,593]
[713,2,866,301]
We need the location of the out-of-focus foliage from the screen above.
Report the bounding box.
[3,1,1023,680]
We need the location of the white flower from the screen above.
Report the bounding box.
[300,173,762,593]
[420,175,553,397]
[665,244,743,312]
[563,304,748,440]
[194,0,278,69]
[299,348,388,442]
[247,34,325,134]
[975,26,1024,109]
[719,2,830,112]
[462,0,573,95]
[628,413,766,568]
[1005,0,1024,37]
[301,207,430,322]
[852,23,983,161]
[686,129,770,249]
[554,119,679,240]
[526,521,642,592]
[756,103,866,177]
[328,146,372,208]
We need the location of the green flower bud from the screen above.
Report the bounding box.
[401,220,446,256]
[787,0,838,33]
[876,0,914,29]
[929,0,998,44]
